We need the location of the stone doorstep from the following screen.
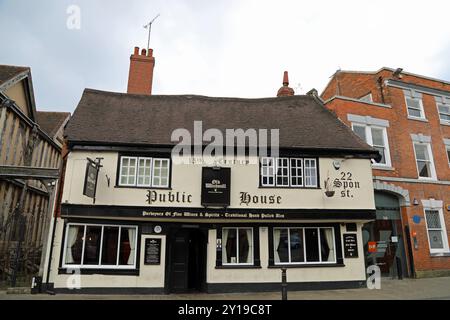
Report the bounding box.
[6,287,31,295]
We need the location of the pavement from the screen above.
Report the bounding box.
[1,277,450,300]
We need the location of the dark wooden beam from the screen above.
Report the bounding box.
[0,165,59,180]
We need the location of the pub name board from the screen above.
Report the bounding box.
[142,210,286,220]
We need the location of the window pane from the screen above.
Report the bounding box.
[290,158,303,186]
[414,144,428,160]
[101,227,119,265]
[320,228,335,262]
[274,229,289,263]
[371,128,385,146]
[374,146,386,164]
[290,229,304,263]
[304,159,317,187]
[417,160,431,177]
[83,226,102,265]
[428,230,444,249]
[137,158,152,186]
[406,97,421,109]
[223,228,237,264]
[119,227,137,265]
[447,148,450,165]
[152,159,170,187]
[425,210,442,229]
[238,228,253,264]
[438,104,450,115]
[276,158,289,186]
[353,125,367,142]
[65,225,84,265]
[408,107,422,118]
[305,228,320,262]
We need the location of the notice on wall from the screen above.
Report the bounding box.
[144,238,161,265]
[343,234,359,258]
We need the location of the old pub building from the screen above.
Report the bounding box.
[42,48,380,293]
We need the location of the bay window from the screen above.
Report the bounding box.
[261,157,317,188]
[119,155,170,188]
[273,227,336,265]
[63,223,138,269]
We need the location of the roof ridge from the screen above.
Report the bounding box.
[83,88,313,102]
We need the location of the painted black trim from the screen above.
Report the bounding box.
[61,204,376,221]
[53,287,165,295]
[58,268,139,276]
[267,263,345,269]
[215,226,261,268]
[68,141,378,159]
[205,280,366,293]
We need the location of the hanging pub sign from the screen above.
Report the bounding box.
[144,238,161,265]
[83,158,101,202]
[343,233,359,258]
[201,167,231,207]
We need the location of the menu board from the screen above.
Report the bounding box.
[144,238,161,265]
[343,234,358,258]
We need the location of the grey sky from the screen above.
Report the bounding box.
[1,0,449,113]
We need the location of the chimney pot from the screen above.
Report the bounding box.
[148,49,153,57]
[277,71,295,97]
[141,48,147,56]
[134,47,139,55]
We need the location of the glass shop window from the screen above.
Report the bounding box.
[222,227,254,265]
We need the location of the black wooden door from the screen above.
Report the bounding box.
[169,230,189,292]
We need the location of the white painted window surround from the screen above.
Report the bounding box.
[435,96,450,125]
[348,114,392,168]
[421,199,450,254]
[411,134,437,180]
[404,89,426,120]
[444,139,450,166]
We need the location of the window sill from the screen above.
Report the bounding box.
[430,252,450,257]
[268,263,345,269]
[440,120,450,126]
[215,265,262,269]
[418,177,438,182]
[407,116,428,123]
[372,165,395,171]
[259,186,320,190]
[58,268,140,276]
[114,185,172,190]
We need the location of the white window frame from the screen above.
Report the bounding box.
[119,156,170,188]
[437,102,450,124]
[136,157,153,187]
[413,142,437,180]
[261,157,275,187]
[446,145,450,167]
[273,227,336,265]
[351,123,392,168]
[261,157,317,188]
[62,223,138,269]
[423,208,449,254]
[119,156,138,186]
[151,158,170,188]
[222,227,254,266]
[275,158,290,187]
[405,95,426,120]
[290,158,304,187]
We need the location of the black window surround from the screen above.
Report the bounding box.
[215,226,261,269]
[268,224,344,268]
[259,156,320,189]
[115,153,172,189]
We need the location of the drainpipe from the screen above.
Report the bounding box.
[377,76,386,104]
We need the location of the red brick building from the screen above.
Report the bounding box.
[321,67,450,278]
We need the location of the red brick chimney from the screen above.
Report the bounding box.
[277,71,295,97]
[127,47,155,95]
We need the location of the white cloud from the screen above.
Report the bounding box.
[0,0,449,111]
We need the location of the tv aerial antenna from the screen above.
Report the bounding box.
[144,14,160,51]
